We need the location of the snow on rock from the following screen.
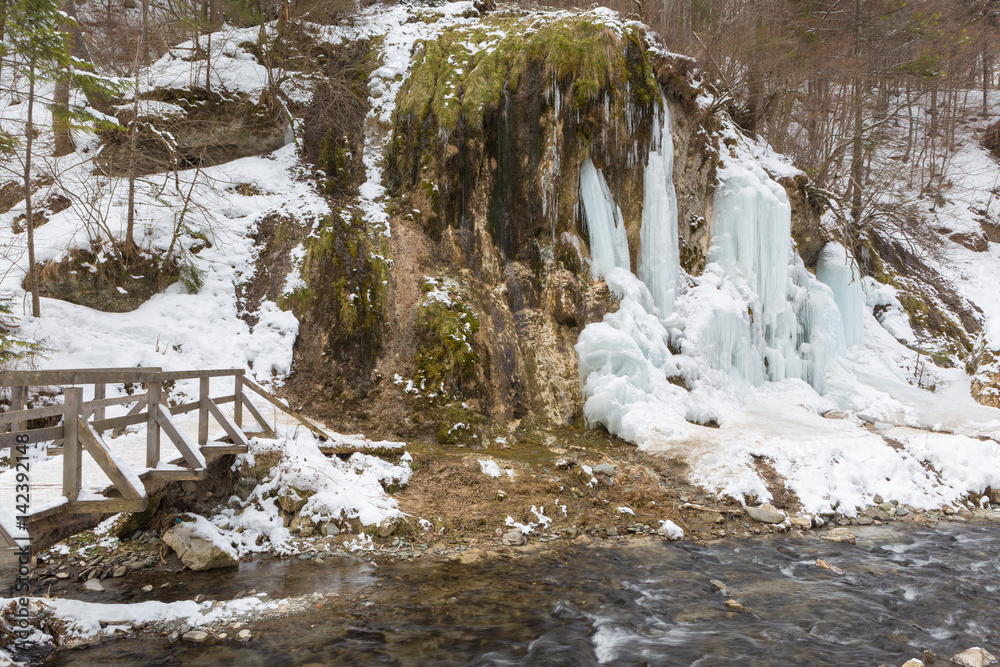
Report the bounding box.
[478,459,503,478]
[161,514,239,571]
[657,520,683,540]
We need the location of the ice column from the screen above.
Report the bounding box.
[706,160,799,383]
[637,96,680,317]
[579,158,630,279]
[816,242,865,349]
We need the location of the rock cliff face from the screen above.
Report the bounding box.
[275,9,829,443]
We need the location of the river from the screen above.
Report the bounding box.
[45,519,999,665]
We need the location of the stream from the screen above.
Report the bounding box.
[44,520,1000,665]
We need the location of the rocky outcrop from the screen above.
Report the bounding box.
[31,246,183,313]
[97,88,289,177]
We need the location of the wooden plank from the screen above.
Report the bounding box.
[91,411,148,434]
[0,368,163,386]
[168,394,235,416]
[206,399,249,449]
[156,405,206,470]
[84,393,142,413]
[93,383,106,425]
[0,425,64,450]
[146,381,160,468]
[242,394,275,437]
[234,371,244,429]
[201,444,248,455]
[0,500,19,548]
[77,418,144,500]
[198,377,209,446]
[112,396,148,437]
[242,377,331,440]
[63,388,82,503]
[0,402,65,424]
[11,385,25,432]
[66,498,148,514]
[159,368,241,381]
[143,468,207,481]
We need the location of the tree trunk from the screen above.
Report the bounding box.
[848,0,864,228]
[62,0,115,114]
[24,60,40,318]
[125,0,149,253]
[52,75,73,156]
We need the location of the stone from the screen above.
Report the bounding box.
[321,523,340,537]
[592,463,616,476]
[815,559,845,575]
[821,527,856,544]
[572,534,592,544]
[278,488,310,513]
[952,647,998,667]
[605,527,618,537]
[83,579,105,592]
[745,506,786,524]
[788,516,811,530]
[141,585,153,593]
[896,507,910,517]
[879,502,894,512]
[943,505,956,515]
[901,660,924,667]
[162,515,239,571]
[873,494,884,504]
[182,630,210,643]
[822,409,850,419]
[113,566,128,578]
[55,572,70,580]
[238,629,252,640]
[181,481,198,493]
[856,516,874,526]
[501,530,526,546]
[710,579,729,595]
[377,519,398,538]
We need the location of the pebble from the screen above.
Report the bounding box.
[815,559,845,575]
[142,585,153,593]
[710,579,729,595]
[592,463,616,476]
[83,579,105,592]
[901,660,924,667]
[238,629,252,640]
[501,530,526,546]
[182,630,210,643]
[605,527,618,537]
[113,566,128,578]
[55,572,70,580]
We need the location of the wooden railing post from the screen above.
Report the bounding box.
[11,385,25,432]
[63,387,83,502]
[146,377,161,468]
[234,371,244,429]
[198,376,209,446]
[93,382,106,432]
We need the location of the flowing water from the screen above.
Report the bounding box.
[45,520,1000,666]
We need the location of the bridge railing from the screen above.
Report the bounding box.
[0,368,281,549]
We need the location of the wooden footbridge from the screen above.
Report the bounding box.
[0,367,323,562]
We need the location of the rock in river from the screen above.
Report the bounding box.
[163,514,239,571]
[501,530,526,546]
[952,647,997,667]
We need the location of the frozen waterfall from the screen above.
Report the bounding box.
[579,159,630,279]
[816,242,865,350]
[575,99,867,444]
[637,97,680,317]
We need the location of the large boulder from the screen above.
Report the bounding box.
[162,514,239,571]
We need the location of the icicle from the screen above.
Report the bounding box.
[637,95,680,317]
[816,242,865,349]
[579,159,630,280]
